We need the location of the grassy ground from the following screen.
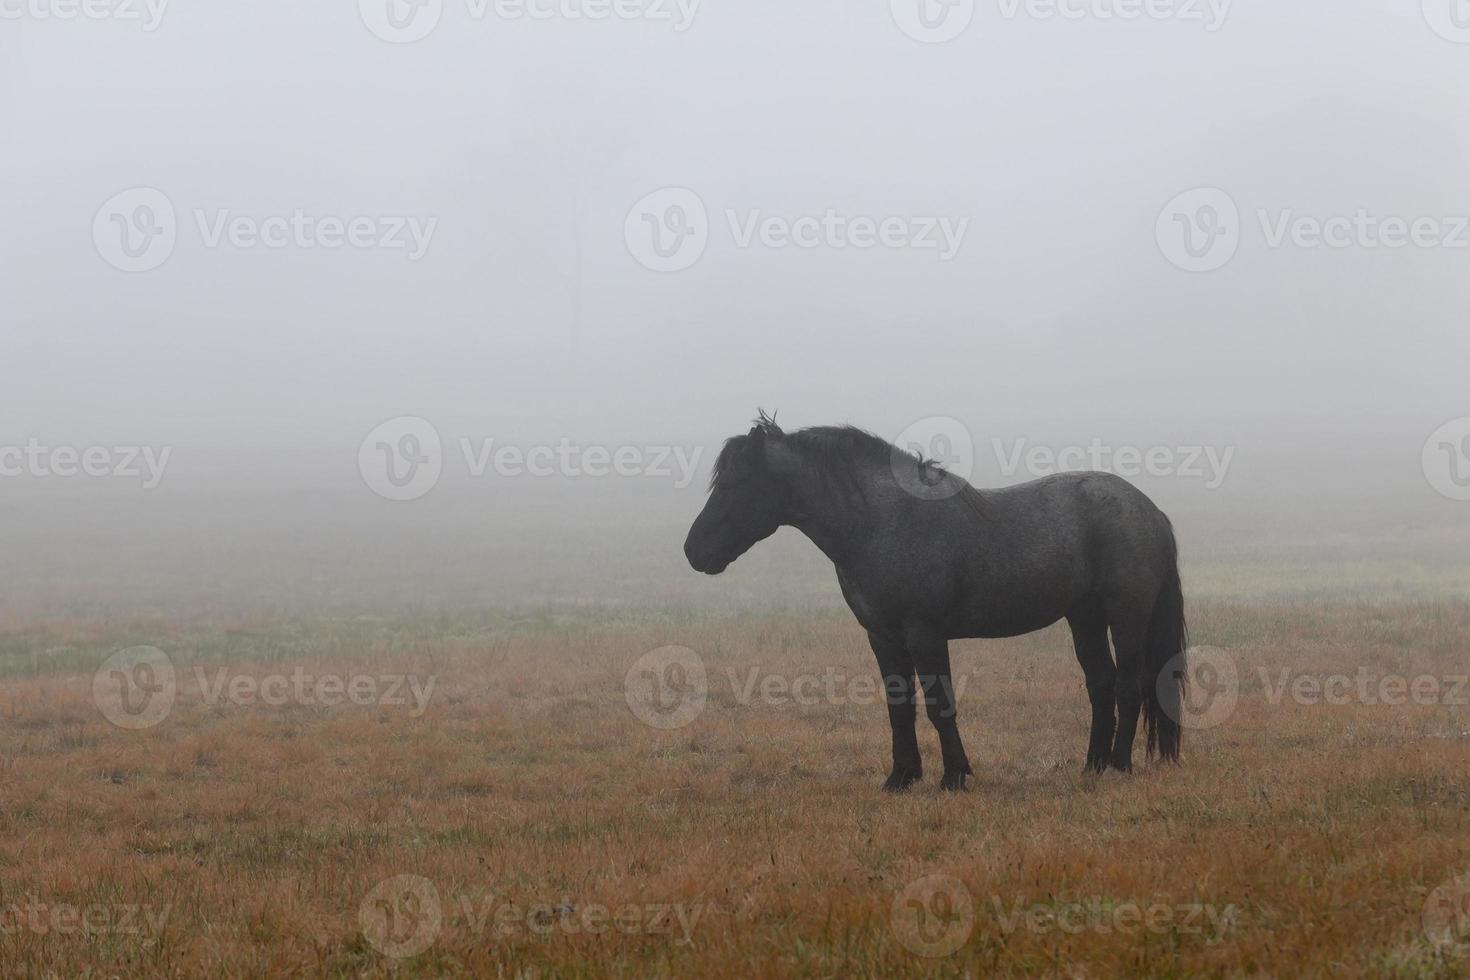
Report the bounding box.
[2,599,1470,977]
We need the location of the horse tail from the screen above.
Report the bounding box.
[1143,519,1186,763]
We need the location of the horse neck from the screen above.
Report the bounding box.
[779,454,879,569]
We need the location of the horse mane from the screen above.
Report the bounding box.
[711,411,987,517]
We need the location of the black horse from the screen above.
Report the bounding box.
[684,413,1186,791]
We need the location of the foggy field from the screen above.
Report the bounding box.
[9,1,1470,976]
[4,564,1470,977]
[0,429,1464,978]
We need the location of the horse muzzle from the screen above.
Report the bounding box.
[684,540,730,576]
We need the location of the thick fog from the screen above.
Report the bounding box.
[2,1,1468,615]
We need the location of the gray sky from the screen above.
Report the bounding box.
[1,1,1468,515]
[5,2,1468,445]
[4,1,1470,614]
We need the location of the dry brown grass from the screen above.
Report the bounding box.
[2,600,1470,977]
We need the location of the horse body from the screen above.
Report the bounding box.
[833,472,1170,641]
[685,415,1186,791]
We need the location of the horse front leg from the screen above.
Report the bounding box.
[909,628,973,791]
[867,631,921,791]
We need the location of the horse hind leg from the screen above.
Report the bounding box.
[1067,599,1116,774]
[1107,610,1151,773]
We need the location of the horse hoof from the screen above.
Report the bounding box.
[882,770,922,793]
[939,772,969,792]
